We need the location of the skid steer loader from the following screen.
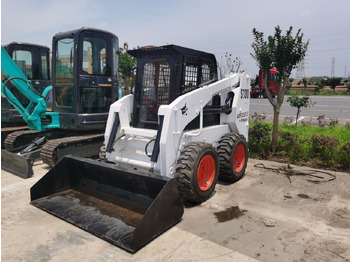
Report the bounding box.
[31,45,250,252]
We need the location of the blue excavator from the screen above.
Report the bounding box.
[1,28,119,177]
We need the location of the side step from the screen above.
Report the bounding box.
[30,156,184,253]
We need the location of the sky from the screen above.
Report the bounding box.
[1,0,350,78]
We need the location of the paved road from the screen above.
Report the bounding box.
[250,96,350,125]
[1,162,257,262]
[3,160,350,261]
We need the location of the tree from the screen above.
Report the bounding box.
[217,52,242,79]
[251,26,309,149]
[302,77,308,94]
[314,80,325,93]
[326,77,342,92]
[287,95,313,126]
[119,42,137,95]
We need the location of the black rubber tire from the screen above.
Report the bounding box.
[252,92,260,98]
[262,89,268,98]
[217,133,248,182]
[175,142,219,203]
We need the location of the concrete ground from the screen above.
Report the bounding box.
[2,159,350,262]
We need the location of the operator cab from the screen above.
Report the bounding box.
[52,28,119,130]
[1,42,51,126]
[128,45,218,130]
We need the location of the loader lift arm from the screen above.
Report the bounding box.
[1,46,60,131]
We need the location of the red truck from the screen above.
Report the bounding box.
[251,67,279,98]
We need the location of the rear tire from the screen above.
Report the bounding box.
[217,133,248,182]
[175,142,219,203]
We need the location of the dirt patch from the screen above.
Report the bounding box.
[179,158,350,262]
[214,206,247,222]
[329,208,350,229]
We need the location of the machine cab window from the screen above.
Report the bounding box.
[140,59,171,124]
[55,37,74,107]
[12,50,33,79]
[81,38,108,76]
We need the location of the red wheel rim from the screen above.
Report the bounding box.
[197,155,216,191]
[233,144,246,173]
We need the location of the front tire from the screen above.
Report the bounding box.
[175,142,219,203]
[217,133,248,182]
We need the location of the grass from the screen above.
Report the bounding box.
[278,124,350,144]
[248,122,350,171]
[286,90,350,96]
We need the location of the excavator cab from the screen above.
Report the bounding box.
[1,28,119,177]
[1,42,51,126]
[52,28,119,131]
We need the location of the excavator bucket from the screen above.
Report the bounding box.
[30,156,184,253]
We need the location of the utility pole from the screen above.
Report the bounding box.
[344,66,347,78]
[295,59,305,78]
[331,57,335,77]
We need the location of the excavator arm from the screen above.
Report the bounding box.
[1,46,60,131]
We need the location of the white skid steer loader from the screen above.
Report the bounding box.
[30,45,250,253]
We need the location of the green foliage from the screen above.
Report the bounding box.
[302,77,308,86]
[251,26,309,79]
[314,81,325,93]
[326,77,342,92]
[286,89,350,96]
[287,95,313,126]
[119,43,136,94]
[278,131,305,162]
[251,26,309,149]
[248,122,350,171]
[287,95,312,109]
[309,134,339,165]
[248,122,271,158]
[338,141,350,170]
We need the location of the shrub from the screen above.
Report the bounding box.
[338,142,350,170]
[279,131,305,162]
[248,122,271,157]
[309,134,340,166]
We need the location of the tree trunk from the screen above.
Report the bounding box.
[272,105,280,150]
[123,76,129,95]
[270,74,288,150]
[296,108,300,126]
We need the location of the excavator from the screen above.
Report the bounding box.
[1,42,51,147]
[1,27,119,178]
[30,45,251,252]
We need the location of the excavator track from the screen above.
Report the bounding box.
[1,126,28,148]
[4,130,40,150]
[1,125,28,134]
[40,133,104,167]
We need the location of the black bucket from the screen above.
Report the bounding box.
[1,149,37,178]
[30,156,184,253]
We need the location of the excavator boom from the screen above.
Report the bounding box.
[1,46,60,131]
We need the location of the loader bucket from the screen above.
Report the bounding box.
[30,155,184,253]
[1,149,37,178]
